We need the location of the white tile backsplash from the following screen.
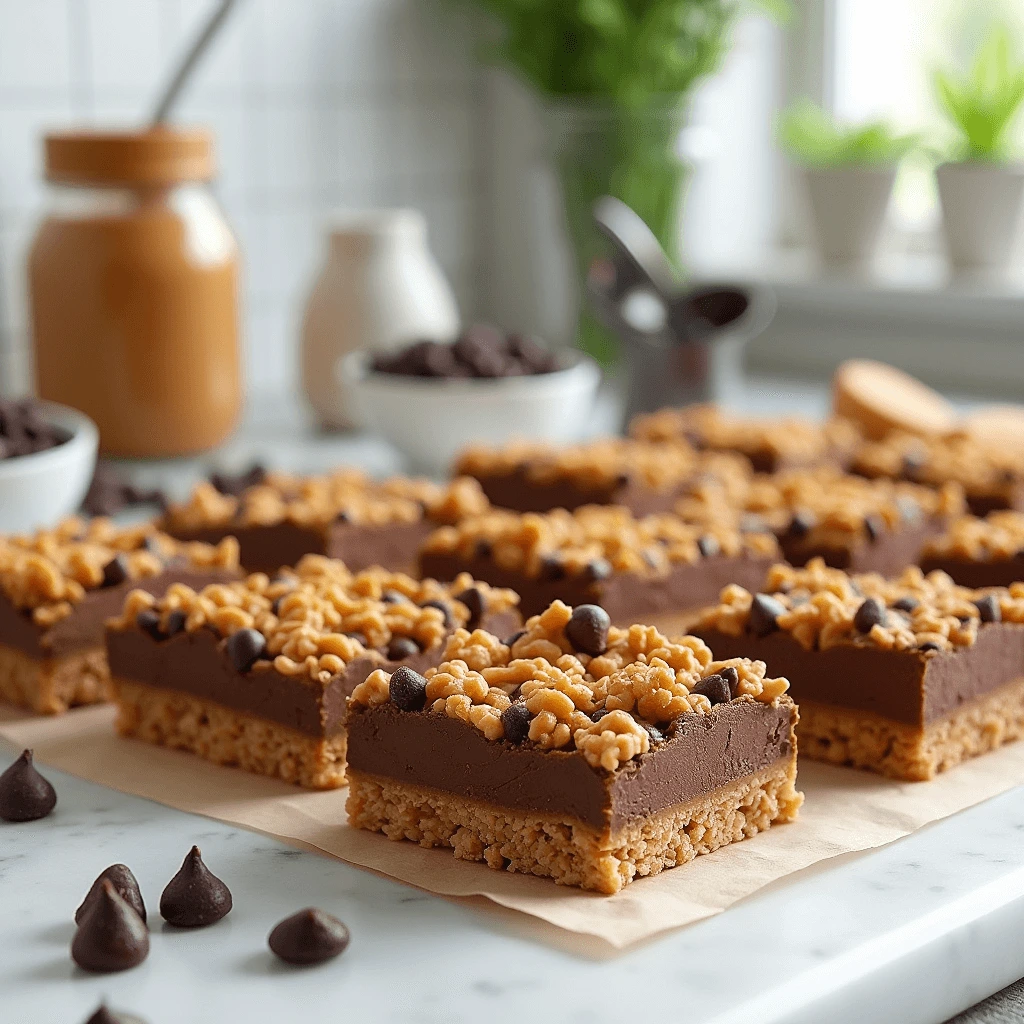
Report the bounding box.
[0,0,487,397]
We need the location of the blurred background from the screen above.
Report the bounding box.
[2,0,1024,440]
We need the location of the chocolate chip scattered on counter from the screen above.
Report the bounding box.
[421,599,453,627]
[386,636,420,661]
[787,511,814,538]
[71,880,149,973]
[136,609,163,641]
[371,326,558,380]
[101,554,130,588]
[226,628,267,673]
[975,594,1002,623]
[0,397,72,461]
[749,594,785,637]
[389,666,428,712]
[864,514,884,541]
[582,558,612,583]
[160,846,232,928]
[454,586,484,629]
[504,630,526,648]
[83,1003,147,1024]
[210,463,266,497]
[565,604,610,656]
[720,666,740,697]
[500,703,532,744]
[76,864,146,925]
[893,596,919,613]
[268,908,351,966]
[0,749,57,822]
[854,597,887,633]
[696,535,720,558]
[692,674,731,705]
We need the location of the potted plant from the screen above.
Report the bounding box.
[458,0,787,366]
[778,99,917,270]
[933,23,1024,274]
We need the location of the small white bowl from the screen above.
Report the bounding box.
[340,350,602,474]
[0,402,99,534]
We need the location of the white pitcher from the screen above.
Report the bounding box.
[301,209,460,429]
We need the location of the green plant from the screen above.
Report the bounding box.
[778,100,918,167]
[934,22,1024,161]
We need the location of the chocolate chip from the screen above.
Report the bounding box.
[333,509,351,524]
[582,558,612,583]
[720,666,740,696]
[975,594,1001,623]
[901,452,926,476]
[565,604,610,656]
[455,586,485,629]
[0,749,57,821]
[500,703,532,744]
[380,589,406,604]
[474,539,493,559]
[225,628,266,673]
[749,594,785,637]
[386,636,420,661]
[344,631,367,646]
[697,535,720,558]
[787,512,814,538]
[136,609,163,641]
[692,674,732,705]
[210,463,266,497]
[101,554,129,588]
[164,609,187,637]
[84,1003,146,1024]
[160,846,232,928]
[141,535,162,555]
[538,555,565,581]
[919,641,942,652]
[590,708,610,723]
[504,630,526,648]
[854,597,887,633]
[893,596,919,613]
[76,864,146,925]
[864,514,884,541]
[613,471,631,490]
[389,665,428,712]
[268,907,351,965]
[72,880,149,972]
[421,599,453,627]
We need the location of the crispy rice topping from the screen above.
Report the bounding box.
[923,511,1024,563]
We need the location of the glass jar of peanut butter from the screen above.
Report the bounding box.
[29,129,242,457]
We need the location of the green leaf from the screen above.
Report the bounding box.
[777,99,917,167]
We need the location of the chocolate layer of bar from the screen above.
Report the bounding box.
[918,554,1024,589]
[419,550,772,622]
[780,520,944,576]
[347,697,794,831]
[697,623,1024,726]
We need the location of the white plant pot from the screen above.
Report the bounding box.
[300,209,460,430]
[936,162,1024,275]
[802,165,897,270]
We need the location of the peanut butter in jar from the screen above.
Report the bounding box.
[29,128,242,457]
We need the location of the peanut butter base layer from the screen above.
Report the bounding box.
[0,642,109,715]
[346,756,802,895]
[112,678,347,789]
[797,675,1024,781]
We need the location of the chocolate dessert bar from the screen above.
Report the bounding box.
[418,505,779,628]
[678,467,963,576]
[629,404,862,473]
[454,438,751,515]
[851,431,1024,516]
[161,471,489,574]
[105,558,519,789]
[0,517,239,714]
[346,600,801,894]
[694,559,1024,780]
[919,512,1024,588]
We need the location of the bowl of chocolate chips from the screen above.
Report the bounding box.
[0,398,98,532]
[341,326,600,472]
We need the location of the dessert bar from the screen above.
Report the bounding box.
[346,600,801,894]
[629,403,861,473]
[694,559,1024,780]
[851,431,1024,516]
[454,438,751,515]
[161,470,489,574]
[105,557,519,788]
[418,504,778,627]
[919,512,1024,588]
[0,517,239,714]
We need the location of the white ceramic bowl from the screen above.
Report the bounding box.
[0,401,99,534]
[340,350,602,474]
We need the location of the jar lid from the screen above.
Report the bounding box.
[44,128,215,185]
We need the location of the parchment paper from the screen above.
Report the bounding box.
[3,704,1023,950]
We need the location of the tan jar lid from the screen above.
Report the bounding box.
[44,128,215,185]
